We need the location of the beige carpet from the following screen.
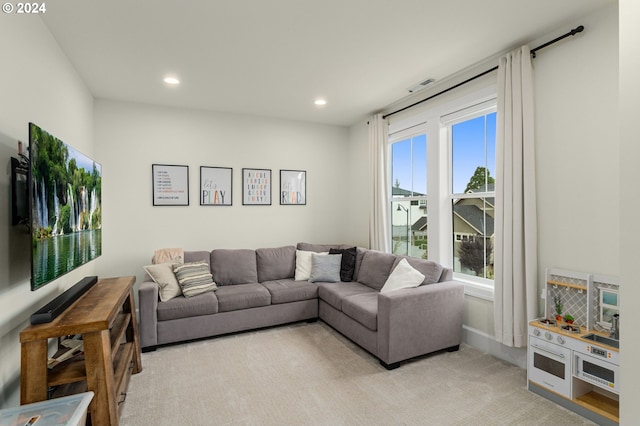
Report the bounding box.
[120,322,595,426]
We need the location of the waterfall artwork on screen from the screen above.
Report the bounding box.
[28,123,102,291]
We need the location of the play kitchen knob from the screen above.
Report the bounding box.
[533,328,541,337]
[545,332,552,340]
[557,336,565,344]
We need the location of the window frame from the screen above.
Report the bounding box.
[387,86,497,300]
[389,124,429,258]
[444,101,497,299]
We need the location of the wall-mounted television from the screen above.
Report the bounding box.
[29,123,102,291]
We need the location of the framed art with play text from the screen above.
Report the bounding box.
[152,164,189,206]
[200,166,232,206]
[242,168,271,205]
[280,169,306,205]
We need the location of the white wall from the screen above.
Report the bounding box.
[347,4,620,346]
[466,4,619,339]
[619,0,640,422]
[94,100,352,285]
[0,17,94,408]
[535,4,619,280]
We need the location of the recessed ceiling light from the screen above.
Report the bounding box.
[163,76,180,85]
[314,99,327,106]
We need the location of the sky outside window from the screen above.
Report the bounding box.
[452,112,496,194]
[392,134,427,195]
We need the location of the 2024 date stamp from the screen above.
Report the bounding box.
[2,2,46,13]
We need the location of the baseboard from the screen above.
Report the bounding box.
[462,325,527,369]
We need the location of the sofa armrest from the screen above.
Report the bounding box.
[138,280,159,349]
[377,280,464,365]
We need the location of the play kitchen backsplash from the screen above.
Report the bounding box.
[528,268,620,426]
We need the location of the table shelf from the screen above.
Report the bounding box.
[20,277,142,426]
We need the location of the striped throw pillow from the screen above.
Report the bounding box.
[173,261,217,297]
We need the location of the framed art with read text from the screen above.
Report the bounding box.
[242,168,271,205]
[280,170,306,205]
[152,164,189,206]
[200,166,232,206]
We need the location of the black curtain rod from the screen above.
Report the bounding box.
[382,25,585,120]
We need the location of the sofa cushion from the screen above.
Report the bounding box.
[184,250,211,265]
[256,246,296,282]
[261,279,318,304]
[214,283,271,312]
[353,247,368,281]
[342,293,378,331]
[144,262,181,302]
[309,253,342,283]
[296,242,352,253]
[210,249,258,285]
[380,258,425,293]
[317,281,376,311]
[391,256,444,285]
[157,292,219,321]
[329,247,357,282]
[173,261,217,297]
[356,250,397,290]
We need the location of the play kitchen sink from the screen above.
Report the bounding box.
[582,333,619,349]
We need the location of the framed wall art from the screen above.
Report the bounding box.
[242,168,271,205]
[200,166,232,206]
[152,164,189,206]
[280,169,306,205]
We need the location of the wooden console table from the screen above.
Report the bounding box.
[20,276,142,426]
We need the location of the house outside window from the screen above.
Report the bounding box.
[390,132,427,258]
[388,87,497,299]
[448,108,496,281]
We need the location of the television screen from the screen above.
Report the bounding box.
[29,123,102,291]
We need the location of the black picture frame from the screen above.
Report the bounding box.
[280,170,306,205]
[152,164,189,206]
[242,168,272,205]
[200,166,232,206]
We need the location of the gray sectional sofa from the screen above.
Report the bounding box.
[138,243,464,369]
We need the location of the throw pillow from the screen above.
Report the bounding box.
[295,250,327,281]
[329,247,357,282]
[308,253,342,283]
[173,261,217,298]
[380,258,425,293]
[152,247,184,264]
[144,263,182,302]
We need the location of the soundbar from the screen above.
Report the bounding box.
[30,276,99,325]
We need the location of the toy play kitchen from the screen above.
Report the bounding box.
[528,268,620,425]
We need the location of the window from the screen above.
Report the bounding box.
[388,88,497,298]
[598,288,619,328]
[448,108,496,280]
[390,132,427,258]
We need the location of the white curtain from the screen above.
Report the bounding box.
[494,46,538,348]
[368,114,390,252]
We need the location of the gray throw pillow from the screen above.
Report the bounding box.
[308,253,342,283]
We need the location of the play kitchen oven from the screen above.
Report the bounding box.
[528,321,619,424]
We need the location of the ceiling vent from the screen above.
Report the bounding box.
[407,78,435,94]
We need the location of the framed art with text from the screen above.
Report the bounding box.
[280,169,306,205]
[200,166,232,206]
[152,164,189,206]
[242,168,271,205]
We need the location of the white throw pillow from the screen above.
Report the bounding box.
[295,250,327,281]
[144,262,182,301]
[380,258,426,293]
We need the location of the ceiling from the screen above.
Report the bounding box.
[40,0,613,127]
